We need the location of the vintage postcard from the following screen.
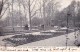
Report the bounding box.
[0,0,80,52]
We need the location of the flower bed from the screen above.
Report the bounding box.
[3,34,53,46]
[2,29,74,46]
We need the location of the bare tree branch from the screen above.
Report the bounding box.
[30,0,35,6]
[3,0,8,5]
[31,8,41,18]
[0,2,11,18]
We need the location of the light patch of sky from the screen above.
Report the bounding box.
[55,0,73,11]
[58,0,80,11]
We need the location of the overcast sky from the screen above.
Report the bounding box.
[56,0,80,11]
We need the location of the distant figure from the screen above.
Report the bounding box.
[41,24,44,30]
[24,24,29,30]
[51,24,54,27]
[61,24,65,27]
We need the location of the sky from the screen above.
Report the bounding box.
[55,0,79,11]
[57,0,73,11]
[0,0,80,20]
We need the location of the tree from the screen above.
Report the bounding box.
[31,17,43,26]
[76,1,80,27]
[0,0,3,15]
[0,0,7,35]
[42,0,60,29]
[0,0,9,19]
[55,0,77,27]
[16,0,43,30]
[4,10,26,26]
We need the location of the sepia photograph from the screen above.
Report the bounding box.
[0,0,80,48]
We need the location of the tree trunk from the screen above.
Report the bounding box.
[0,0,3,15]
[28,0,32,30]
[0,0,4,36]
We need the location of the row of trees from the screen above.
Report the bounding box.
[56,0,80,27]
[0,0,60,30]
[1,0,80,31]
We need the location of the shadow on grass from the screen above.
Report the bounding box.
[2,29,73,47]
